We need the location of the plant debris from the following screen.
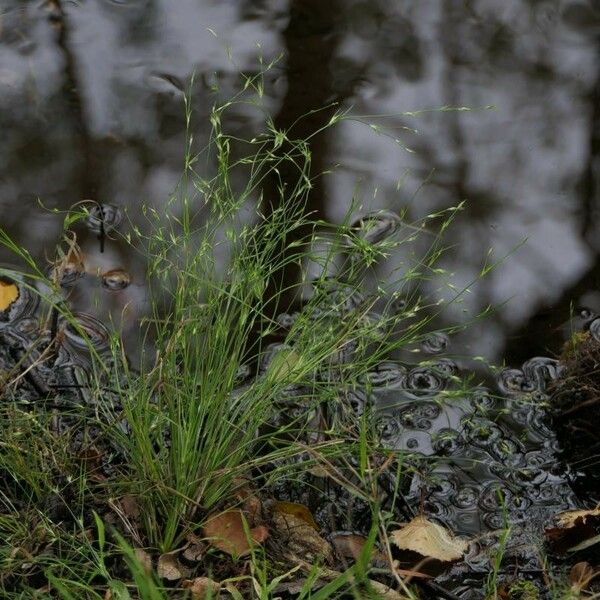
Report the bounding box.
[157,551,192,581]
[390,515,469,562]
[133,548,153,574]
[545,506,600,554]
[273,501,319,530]
[182,577,221,599]
[271,509,333,563]
[202,510,269,557]
[568,561,600,594]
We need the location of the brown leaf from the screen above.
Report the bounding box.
[307,464,330,478]
[232,478,262,524]
[390,516,468,562]
[250,524,269,544]
[77,446,103,472]
[330,533,367,562]
[77,447,107,482]
[203,510,269,557]
[182,542,206,562]
[545,505,600,554]
[569,561,600,592]
[157,552,191,581]
[186,531,204,545]
[241,494,262,524]
[556,506,600,529]
[120,495,141,520]
[134,548,152,575]
[272,511,333,562]
[330,532,388,568]
[273,502,318,530]
[107,495,143,547]
[182,577,221,599]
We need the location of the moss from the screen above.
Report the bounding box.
[559,330,591,363]
[552,331,600,413]
[507,580,540,600]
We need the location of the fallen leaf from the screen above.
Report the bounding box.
[186,531,204,544]
[569,562,598,593]
[77,446,103,468]
[232,478,262,523]
[134,548,152,574]
[242,494,262,523]
[556,506,600,529]
[330,533,368,562]
[273,502,318,530]
[120,495,141,520]
[569,561,591,583]
[107,496,143,547]
[182,541,206,562]
[496,585,511,600]
[182,577,221,599]
[330,532,388,568]
[0,280,18,312]
[203,510,269,557]
[308,464,330,478]
[545,505,600,554]
[272,511,333,562]
[157,552,191,581]
[390,516,468,562]
[251,524,269,544]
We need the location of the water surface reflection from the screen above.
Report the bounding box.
[0,0,598,365]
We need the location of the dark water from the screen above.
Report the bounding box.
[1,0,599,366]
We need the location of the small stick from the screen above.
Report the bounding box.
[422,580,463,600]
[49,305,59,342]
[98,202,106,253]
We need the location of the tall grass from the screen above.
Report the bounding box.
[89,70,469,555]
[0,69,484,598]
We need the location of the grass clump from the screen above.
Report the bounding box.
[0,71,483,599]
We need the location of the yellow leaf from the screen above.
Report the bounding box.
[273,502,318,530]
[0,280,18,312]
[390,516,468,562]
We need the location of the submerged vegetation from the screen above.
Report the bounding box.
[0,71,599,599]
